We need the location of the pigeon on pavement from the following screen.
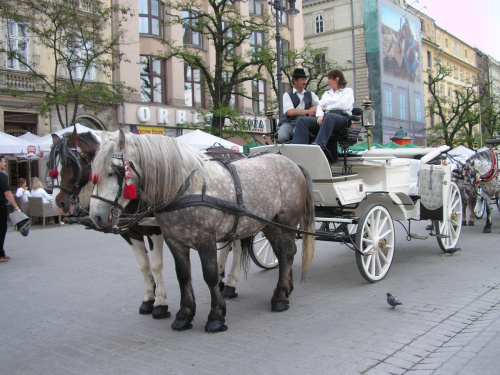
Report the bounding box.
[387,293,403,309]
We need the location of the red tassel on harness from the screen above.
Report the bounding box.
[124,181,137,200]
[89,173,98,184]
[48,169,58,179]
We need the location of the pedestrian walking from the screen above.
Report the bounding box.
[0,155,20,263]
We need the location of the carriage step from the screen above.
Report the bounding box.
[410,233,428,240]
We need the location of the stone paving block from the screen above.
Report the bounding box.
[369,362,406,375]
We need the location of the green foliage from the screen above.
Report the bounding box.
[425,59,487,147]
[0,0,134,127]
[161,0,275,136]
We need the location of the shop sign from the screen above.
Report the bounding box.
[243,117,269,133]
[130,125,164,135]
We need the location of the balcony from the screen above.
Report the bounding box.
[0,69,42,92]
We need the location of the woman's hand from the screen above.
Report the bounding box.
[317,116,324,126]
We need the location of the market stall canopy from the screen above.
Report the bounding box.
[349,141,386,151]
[448,145,475,156]
[176,129,243,152]
[0,132,28,154]
[38,123,98,152]
[384,141,404,148]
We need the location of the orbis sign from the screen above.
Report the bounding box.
[131,125,164,135]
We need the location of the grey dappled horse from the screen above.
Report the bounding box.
[466,150,500,233]
[89,131,315,332]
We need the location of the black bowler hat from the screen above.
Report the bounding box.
[292,68,308,79]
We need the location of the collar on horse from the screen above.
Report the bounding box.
[476,149,498,184]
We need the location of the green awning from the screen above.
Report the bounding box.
[384,142,404,148]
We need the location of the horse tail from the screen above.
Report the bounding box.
[239,236,254,277]
[298,164,315,281]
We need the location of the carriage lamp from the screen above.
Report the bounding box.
[362,97,376,150]
[472,140,479,152]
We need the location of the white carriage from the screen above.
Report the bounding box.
[249,144,463,282]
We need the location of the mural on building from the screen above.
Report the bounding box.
[378,0,426,145]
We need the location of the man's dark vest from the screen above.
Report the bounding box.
[279,89,313,124]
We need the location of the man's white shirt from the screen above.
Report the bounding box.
[283,88,320,115]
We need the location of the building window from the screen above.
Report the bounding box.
[315,14,324,34]
[453,65,457,78]
[250,31,263,56]
[385,90,393,117]
[445,38,448,48]
[183,11,201,46]
[415,97,422,122]
[466,70,470,82]
[315,52,326,72]
[222,20,234,53]
[252,79,265,114]
[465,49,468,58]
[279,0,288,26]
[399,93,406,120]
[281,39,290,68]
[460,68,463,81]
[139,0,162,36]
[448,88,452,101]
[185,65,203,108]
[222,71,236,108]
[427,51,432,68]
[249,0,262,16]
[68,39,96,81]
[5,20,29,71]
[140,56,165,103]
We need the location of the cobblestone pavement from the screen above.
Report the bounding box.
[1,211,499,374]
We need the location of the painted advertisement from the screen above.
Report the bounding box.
[379,0,426,145]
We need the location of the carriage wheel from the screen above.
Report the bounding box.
[248,232,278,270]
[436,182,462,252]
[474,187,486,219]
[355,204,395,283]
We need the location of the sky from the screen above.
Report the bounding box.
[417,0,500,61]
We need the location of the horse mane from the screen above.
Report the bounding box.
[92,134,210,204]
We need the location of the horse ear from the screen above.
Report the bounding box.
[51,134,61,146]
[118,129,126,152]
[68,128,78,147]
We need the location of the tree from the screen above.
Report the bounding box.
[263,43,342,106]
[425,60,488,147]
[160,0,276,136]
[0,0,134,128]
[479,78,500,139]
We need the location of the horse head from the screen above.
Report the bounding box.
[89,130,140,228]
[49,127,100,214]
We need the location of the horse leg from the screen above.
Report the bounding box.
[166,239,196,331]
[484,199,492,233]
[128,238,156,315]
[198,242,227,333]
[262,226,296,312]
[468,193,476,226]
[221,241,241,299]
[461,191,467,227]
[217,243,230,292]
[148,234,170,319]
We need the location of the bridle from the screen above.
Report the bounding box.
[49,143,91,207]
[90,154,143,219]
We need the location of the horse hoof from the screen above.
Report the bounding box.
[426,225,434,231]
[218,281,225,292]
[139,300,155,315]
[171,319,193,331]
[152,305,171,319]
[221,286,238,299]
[468,221,475,226]
[205,320,228,333]
[271,301,290,312]
[483,228,491,233]
[462,220,467,226]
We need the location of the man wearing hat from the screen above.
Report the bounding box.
[277,68,319,143]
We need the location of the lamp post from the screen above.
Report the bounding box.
[362,97,375,150]
[262,0,300,121]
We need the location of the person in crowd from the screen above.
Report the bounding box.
[0,155,20,263]
[292,69,354,148]
[30,177,53,203]
[15,178,31,203]
[277,68,319,143]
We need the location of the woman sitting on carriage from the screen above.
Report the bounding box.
[292,69,354,157]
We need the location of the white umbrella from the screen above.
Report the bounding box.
[0,132,28,155]
[38,123,98,152]
[176,129,243,152]
[18,132,42,143]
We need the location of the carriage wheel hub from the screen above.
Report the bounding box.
[451,213,458,221]
[378,239,387,248]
